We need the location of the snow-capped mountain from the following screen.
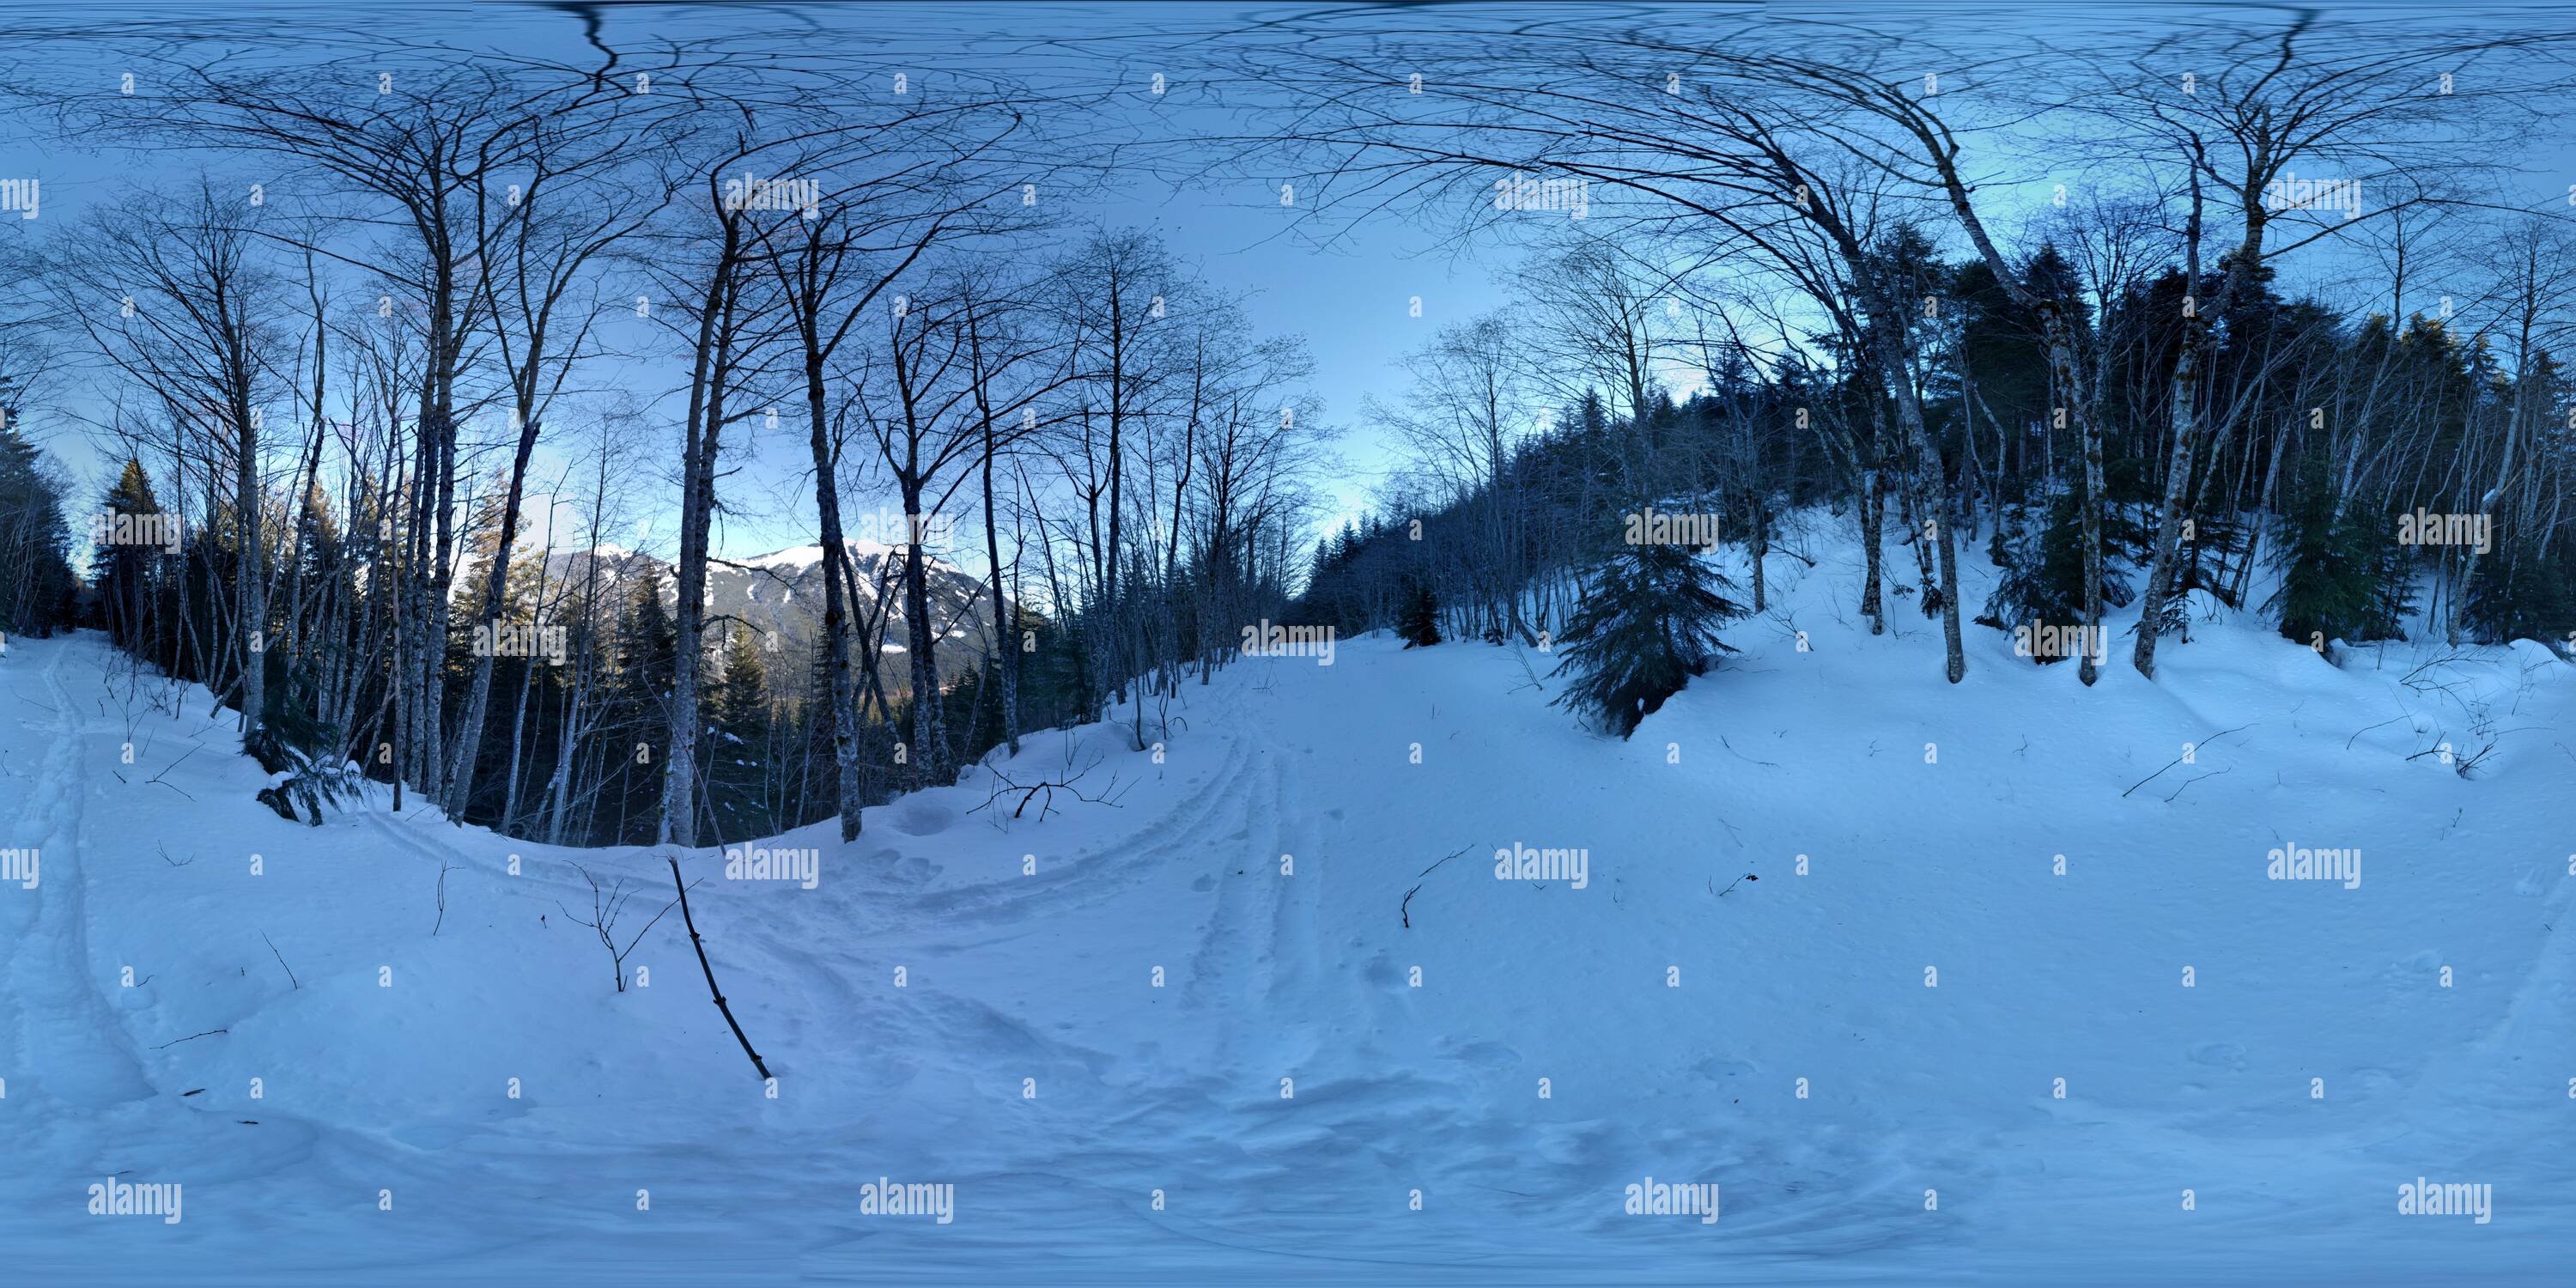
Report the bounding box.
[543,539,1004,690]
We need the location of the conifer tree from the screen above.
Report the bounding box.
[2461,550,2575,647]
[1981,491,2142,665]
[0,415,75,641]
[1396,579,1442,647]
[98,457,162,651]
[1551,540,1745,738]
[2267,462,2415,659]
[605,563,678,843]
[708,625,775,841]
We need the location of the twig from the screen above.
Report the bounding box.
[1716,733,1781,769]
[668,857,772,1082]
[2345,714,2408,750]
[2162,767,2233,803]
[2123,724,2252,798]
[145,744,202,788]
[1401,845,1473,929]
[262,932,299,989]
[154,1029,228,1049]
[557,863,680,993]
[973,758,1126,822]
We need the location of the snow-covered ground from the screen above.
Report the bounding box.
[3,516,2572,1285]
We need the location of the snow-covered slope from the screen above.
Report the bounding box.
[3,515,2571,1285]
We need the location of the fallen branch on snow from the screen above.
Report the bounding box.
[668,856,773,1083]
[2122,724,2252,799]
[1401,845,1473,929]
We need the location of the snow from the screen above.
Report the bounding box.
[743,539,902,569]
[741,539,969,588]
[3,511,2572,1284]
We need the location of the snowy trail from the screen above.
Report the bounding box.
[0,639,157,1114]
[5,521,2575,1282]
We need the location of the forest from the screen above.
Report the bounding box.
[0,6,2569,836]
[6,6,2576,1284]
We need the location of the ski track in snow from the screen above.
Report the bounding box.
[3,641,155,1112]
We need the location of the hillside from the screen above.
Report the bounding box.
[3,513,2571,1285]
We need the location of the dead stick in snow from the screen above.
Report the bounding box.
[2121,724,2252,798]
[1401,845,1473,929]
[668,857,773,1082]
[262,931,299,989]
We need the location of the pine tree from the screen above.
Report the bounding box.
[2461,549,2576,647]
[606,562,678,843]
[0,416,76,640]
[2267,462,2415,658]
[1551,541,1745,738]
[708,624,775,841]
[1980,490,2142,665]
[618,563,677,682]
[1396,579,1442,647]
[99,457,162,651]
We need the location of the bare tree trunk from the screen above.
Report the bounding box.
[2052,317,2111,687]
[2132,325,2206,677]
[806,371,866,842]
[981,397,1021,757]
[660,199,761,849]
[446,410,544,815]
[232,377,264,749]
[902,482,948,788]
[1859,462,1886,635]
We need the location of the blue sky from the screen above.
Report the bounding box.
[0,3,1540,567]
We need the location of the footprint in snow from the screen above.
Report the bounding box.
[1437,1038,1522,1071]
[2187,1041,2247,1071]
[882,853,941,887]
[1694,1056,1759,1082]
[886,801,957,836]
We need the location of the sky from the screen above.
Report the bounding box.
[7,1,2575,568]
[0,2,1533,568]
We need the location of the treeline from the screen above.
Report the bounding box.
[1302,228,2576,732]
[3,9,2573,810]
[0,378,79,636]
[1264,15,2576,732]
[0,35,1327,847]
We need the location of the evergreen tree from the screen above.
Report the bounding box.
[605,563,678,843]
[1980,490,2142,664]
[98,457,162,651]
[1551,540,1745,738]
[2461,549,2576,647]
[0,416,76,640]
[2267,461,2415,658]
[708,624,775,841]
[618,563,677,681]
[1396,579,1442,647]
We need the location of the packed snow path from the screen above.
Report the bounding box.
[3,530,2573,1284]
